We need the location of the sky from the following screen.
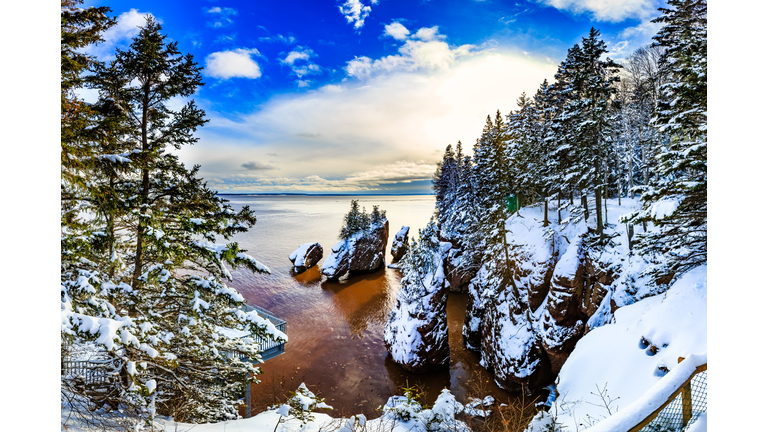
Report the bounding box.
[79,0,670,194]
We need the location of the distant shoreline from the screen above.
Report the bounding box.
[216,193,435,197]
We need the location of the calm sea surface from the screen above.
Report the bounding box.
[219,195,521,416]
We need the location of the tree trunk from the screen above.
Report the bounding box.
[132,85,151,287]
[595,184,603,235]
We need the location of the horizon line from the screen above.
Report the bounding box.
[217,192,435,197]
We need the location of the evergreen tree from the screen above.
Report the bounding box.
[339,199,379,239]
[622,0,707,279]
[371,205,386,226]
[62,16,281,424]
[552,28,621,236]
[433,143,460,228]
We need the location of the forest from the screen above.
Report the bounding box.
[60,0,706,430]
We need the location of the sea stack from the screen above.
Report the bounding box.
[289,242,323,274]
[390,225,410,263]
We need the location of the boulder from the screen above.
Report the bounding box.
[289,242,323,274]
[321,220,389,281]
[390,225,410,263]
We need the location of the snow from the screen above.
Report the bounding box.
[581,354,706,432]
[289,243,315,267]
[538,266,707,431]
[62,386,470,432]
[650,197,681,219]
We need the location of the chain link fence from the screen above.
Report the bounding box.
[639,370,707,432]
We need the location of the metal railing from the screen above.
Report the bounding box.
[227,304,287,362]
[61,357,121,385]
[62,304,287,382]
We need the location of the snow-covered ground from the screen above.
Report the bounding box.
[526,265,707,431]
[61,384,471,432]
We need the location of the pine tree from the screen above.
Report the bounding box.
[340,199,369,239]
[552,28,621,236]
[622,0,707,279]
[433,144,460,228]
[62,16,280,424]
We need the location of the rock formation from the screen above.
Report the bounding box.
[321,220,389,281]
[390,225,410,263]
[289,242,323,274]
[384,220,449,374]
[459,211,637,392]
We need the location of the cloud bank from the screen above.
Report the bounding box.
[181,22,557,193]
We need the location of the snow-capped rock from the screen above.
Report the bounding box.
[289,242,323,274]
[384,220,449,373]
[390,225,410,263]
[321,219,389,281]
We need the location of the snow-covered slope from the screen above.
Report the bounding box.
[527,265,707,431]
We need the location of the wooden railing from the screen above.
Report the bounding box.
[584,354,707,432]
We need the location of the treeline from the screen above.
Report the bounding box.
[432,0,706,281]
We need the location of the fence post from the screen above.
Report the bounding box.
[678,357,693,427]
[245,376,252,418]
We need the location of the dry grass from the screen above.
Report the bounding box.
[456,372,542,432]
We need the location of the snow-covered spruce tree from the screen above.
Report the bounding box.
[432,143,460,226]
[551,29,621,236]
[340,199,372,240]
[622,0,707,280]
[384,218,449,373]
[61,16,282,425]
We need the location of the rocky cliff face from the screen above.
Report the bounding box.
[289,242,323,274]
[390,226,410,263]
[383,251,449,374]
[455,204,651,394]
[321,220,389,281]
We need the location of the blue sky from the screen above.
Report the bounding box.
[81,0,668,194]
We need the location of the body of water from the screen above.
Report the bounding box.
[219,195,521,417]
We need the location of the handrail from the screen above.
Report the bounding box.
[584,354,707,432]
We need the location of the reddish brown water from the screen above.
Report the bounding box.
[220,195,525,417]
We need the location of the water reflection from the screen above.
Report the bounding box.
[323,270,399,337]
[220,196,526,417]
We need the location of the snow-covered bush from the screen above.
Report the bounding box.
[272,383,333,428]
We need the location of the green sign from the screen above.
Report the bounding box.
[506,194,518,213]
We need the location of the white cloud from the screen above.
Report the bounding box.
[281,47,322,82]
[204,48,262,79]
[346,27,472,80]
[282,50,311,65]
[338,0,376,30]
[83,9,155,60]
[413,26,444,42]
[536,0,660,22]
[346,161,436,184]
[383,22,410,41]
[206,6,237,28]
